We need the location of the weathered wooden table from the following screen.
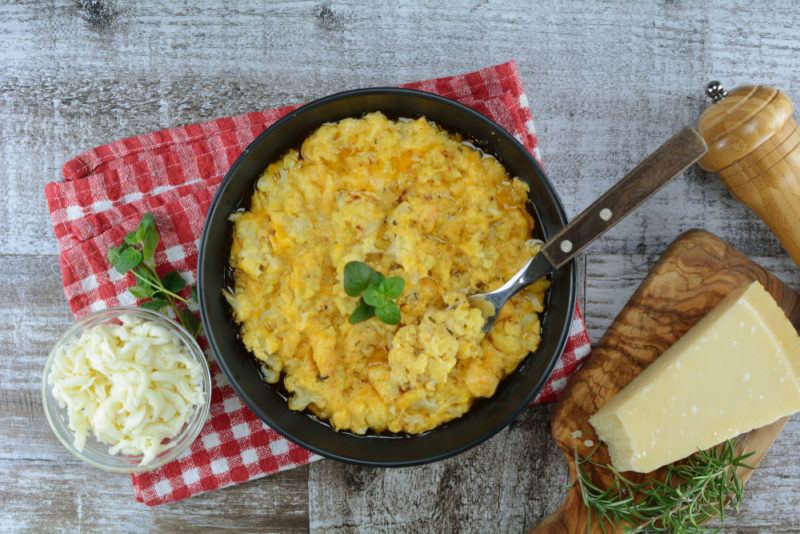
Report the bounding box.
[2,1,799,532]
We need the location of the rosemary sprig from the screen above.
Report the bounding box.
[575,440,754,533]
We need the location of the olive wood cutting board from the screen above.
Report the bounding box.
[532,229,800,533]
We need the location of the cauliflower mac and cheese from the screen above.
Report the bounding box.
[227,112,548,434]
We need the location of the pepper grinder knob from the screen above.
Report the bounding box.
[697,82,800,266]
[705,81,728,103]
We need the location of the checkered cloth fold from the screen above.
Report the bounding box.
[44,61,591,505]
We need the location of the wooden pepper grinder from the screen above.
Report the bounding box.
[697,82,800,264]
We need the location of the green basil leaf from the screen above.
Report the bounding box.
[348,298,375,324]
[114,247,143,274]
[191,287,199,302]
[142,226,159,267]
[343,261,378,297]
[179,309,201,336]
[162,271,187,294]
[140,298,169,311]
[379,276,405,299]
[362,286,388,308]
[375,301,401,325]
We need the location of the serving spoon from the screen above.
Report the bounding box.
[471,127,708,333]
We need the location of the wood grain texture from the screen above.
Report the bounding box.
[308,405,568,534]
[1,0,800,532]
[0,460,310,533]
[536,230,800,533]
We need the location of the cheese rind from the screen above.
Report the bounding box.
[589,281,800,473]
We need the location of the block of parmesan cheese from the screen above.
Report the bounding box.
[589,281,800,473]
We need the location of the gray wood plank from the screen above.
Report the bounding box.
[0,459,310,534]
[308,406,567,533]
[0,255,73,391]
[2,0,800,532]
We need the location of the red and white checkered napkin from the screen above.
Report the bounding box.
[44,61,591,505]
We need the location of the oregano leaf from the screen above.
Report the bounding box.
[363,286,388,308]
[137,213,155,240]
[114,247,143,274]
[107,245,123,268]
[348,298,375,324]
[179,309,201,336]
[375,301,401,325]
[140,298,169,311]
[344,261,378,297]
[162,271,187,294]
[142,226,159,267]
[379,276,405,299]
[124,231,140,246]
[129,284,152,299]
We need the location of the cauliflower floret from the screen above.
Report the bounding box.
[464,361,500,398]
[387,325,428,387]
[387,299,485,391]
[310,327,338,378]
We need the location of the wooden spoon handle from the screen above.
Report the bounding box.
[540,127,708,269]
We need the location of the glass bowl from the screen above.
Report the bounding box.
[42,306,212,473]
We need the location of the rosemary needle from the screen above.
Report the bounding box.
[575,440,754,533]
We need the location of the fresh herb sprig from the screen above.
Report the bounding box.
[344,261,404,325]
[576,440,754,533]
[107,213,201,336]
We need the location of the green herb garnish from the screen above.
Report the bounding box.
[576,440,754,533]
[107,213,201,336]
[344,261,404,325]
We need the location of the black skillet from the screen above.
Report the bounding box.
[198,88,576,466]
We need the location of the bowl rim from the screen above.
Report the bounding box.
[198,87,576,466]
[41,306,212,473]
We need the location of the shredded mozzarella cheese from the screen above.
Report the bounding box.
[48,314,205,466]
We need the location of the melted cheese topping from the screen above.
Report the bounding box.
[48,315,205,465]
[227,112,548,434]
